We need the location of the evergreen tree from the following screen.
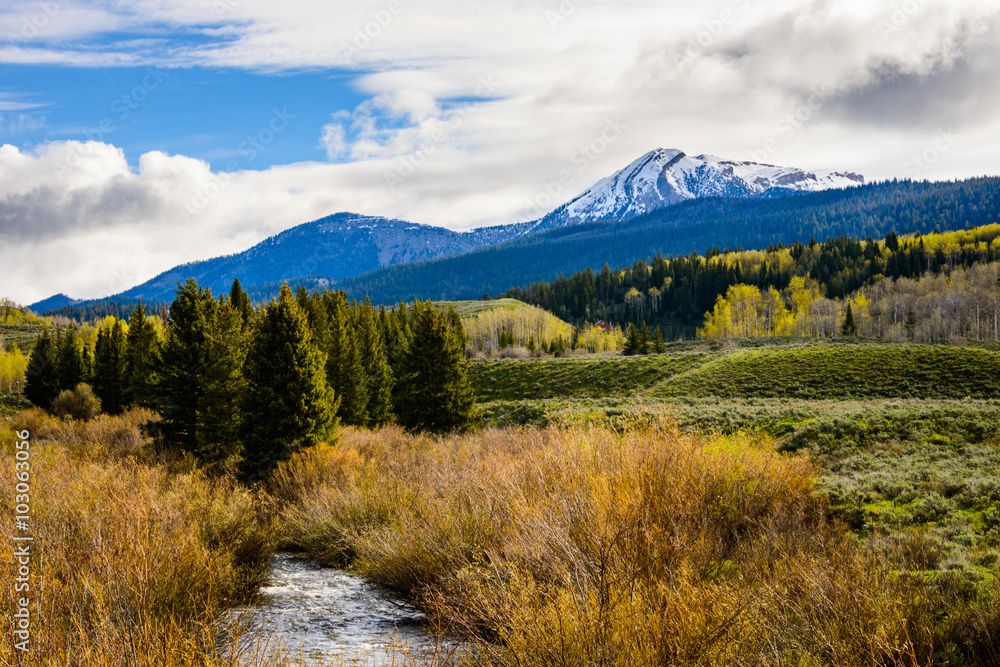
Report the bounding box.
[447,305,467,349]
[324,292,369,426]
[197,301,249,468]
[124,302,160,408]
[92,320,128,414]
[652,327,666,354]
[55,325,86,391]
[229,278,255,327]
[623,323,641,355]
[240,285,337,481]
[395,305,478,433]
[841,303,858,337]
[158,280,219,454]
[357,297,394,427]
[639,322,651,354]
[24,330,59,409]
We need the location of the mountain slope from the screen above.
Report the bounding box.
[529,148,864,232]
[102,213,526,304]
[327,178,1000,305]
[27,293,80,313]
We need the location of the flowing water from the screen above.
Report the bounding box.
[229,553,454,666]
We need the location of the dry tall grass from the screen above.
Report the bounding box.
[275,425,1000,667]
[0,409,278,667]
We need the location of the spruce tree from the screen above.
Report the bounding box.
[92,320,128,414]
[229,278,255,327]
[639,322,651,355]
[395,305,477,434]
[240,285,337,481]
[623,323,641,355]
[652,327,666,354]
[158,280,219,454]
[124,302,160,408]
[325,292,369,426]
[197,301,249,468]
[24,330,59,409]
[358,297,394,427]
[55,325,86,391]
[841,303,858,337]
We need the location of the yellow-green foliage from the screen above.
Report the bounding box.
[700,278,844,339]
[276,425,1000,666]
[0,409,277,666]
[917,223,1000,255]
[0,344,27,394]
[701,261,1000,343]
[0,300,50,326]
[455,299,577,353]
[577,323,625,353]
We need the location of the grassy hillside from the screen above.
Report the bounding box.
[0,324,45,352]
[651,344,1000,400]
[471,340,1000,403]
[469,352,707,400]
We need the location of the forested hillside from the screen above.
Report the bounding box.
[335,178,1000,305]
[506,224,1000,334]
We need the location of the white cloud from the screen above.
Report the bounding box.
[2,0,1000,303]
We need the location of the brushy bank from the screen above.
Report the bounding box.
[0,409,278,666]
[275,425,1000,667]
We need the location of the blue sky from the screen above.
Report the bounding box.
[1,65,365,168]
[1,0,998,303]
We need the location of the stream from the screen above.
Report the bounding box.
[229,553,456,666]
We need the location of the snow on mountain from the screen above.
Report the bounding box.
[531,148,864,232]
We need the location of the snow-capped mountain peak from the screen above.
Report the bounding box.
[533,149,864,231]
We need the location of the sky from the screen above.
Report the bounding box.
[1,0,999,304]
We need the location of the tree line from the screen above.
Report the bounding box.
[505,224,1000,332]
[23,280,477,479]
[699,262,1000,343]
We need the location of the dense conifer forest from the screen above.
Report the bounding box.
[20,280,478,479]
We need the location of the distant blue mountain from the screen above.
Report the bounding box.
[72,213,530,306]
[28,293,80,313]
[37,148,864,314]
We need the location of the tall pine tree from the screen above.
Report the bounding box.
[124,302,160,408]
[240,285,337,481]
[358,296,394,427]
[395,305,477,434]
[55,325,86,391]
[197,300,249,468]
[92,319,128,414]
[324,291,368,426]
[158,280,219,454]
[24,330,59,409]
